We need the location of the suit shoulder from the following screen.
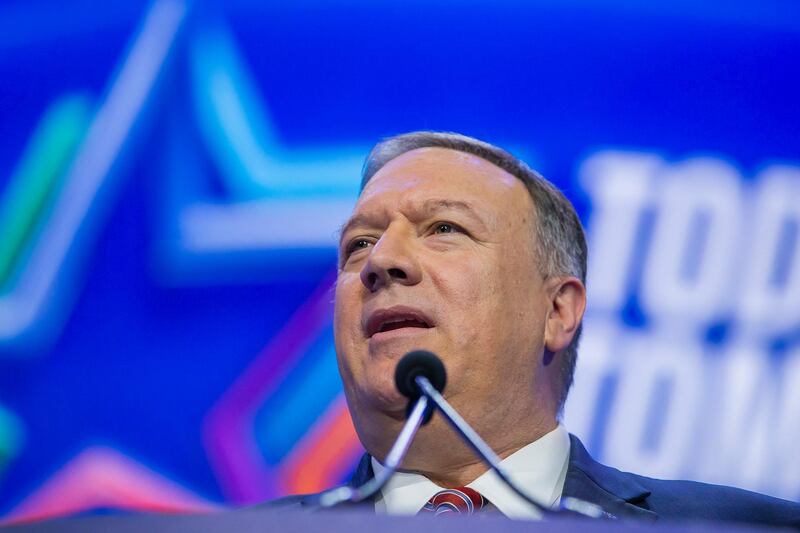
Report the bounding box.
[630,474,800,526]
[566,435,800,527]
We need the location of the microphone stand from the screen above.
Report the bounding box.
[415,375,609,519]
[317,394,431,508]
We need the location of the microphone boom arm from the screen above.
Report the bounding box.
[414,375,557,516]
[416,375,609,518]
[317,394,430,508]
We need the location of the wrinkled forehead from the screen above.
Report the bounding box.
[356,147,528,211]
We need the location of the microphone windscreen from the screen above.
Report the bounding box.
[394,350,447,399]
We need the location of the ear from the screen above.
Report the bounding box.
[544,277,587,353]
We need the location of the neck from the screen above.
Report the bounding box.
[366,406,558,488]
[408,433,555,487]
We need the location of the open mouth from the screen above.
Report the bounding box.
[376,317,430,333]
[365,307,434,338]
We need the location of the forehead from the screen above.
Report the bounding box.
[356,147,531,214]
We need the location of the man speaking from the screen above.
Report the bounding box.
[269,131,800,527]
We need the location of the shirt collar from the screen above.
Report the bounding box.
[373,424,571,519]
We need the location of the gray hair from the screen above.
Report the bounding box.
[360,131,587,412]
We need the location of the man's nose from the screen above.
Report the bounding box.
[360,228,422,292]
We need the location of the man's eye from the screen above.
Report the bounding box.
[433,223,458,234]
[347,238,373,254]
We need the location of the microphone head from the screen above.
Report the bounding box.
[394,350,447,400]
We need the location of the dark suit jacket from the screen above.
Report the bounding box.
[261,435,800,529]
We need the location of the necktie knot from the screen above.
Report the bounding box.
[420,487,487,516]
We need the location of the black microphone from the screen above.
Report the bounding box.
[316,351,447,508]
[394,349,446,424]
[402,350,611,520]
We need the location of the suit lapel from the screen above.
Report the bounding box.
[563,435,658,521]
[348,453,375,489]
[335,454,376,509]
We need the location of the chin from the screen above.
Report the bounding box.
[353,372,407,416]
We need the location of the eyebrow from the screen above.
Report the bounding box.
[338,198,488,244]
[419,198,486,224]
[337,214,372,245]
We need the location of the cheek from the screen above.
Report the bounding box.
[431,255,502,338]
[497,263,548,358]
[434,250,541,353]
[334,272,361,319]
[333,277,364,367]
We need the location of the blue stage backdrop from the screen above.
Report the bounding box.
[0,0,799,522]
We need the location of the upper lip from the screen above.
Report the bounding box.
[363,305,435,337]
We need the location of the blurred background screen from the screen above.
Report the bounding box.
[0,0,799,523]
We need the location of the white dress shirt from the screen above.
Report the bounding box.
[372,424,571,519]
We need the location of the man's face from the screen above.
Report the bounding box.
[334,147,553,436]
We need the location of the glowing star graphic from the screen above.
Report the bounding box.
[156,21,365,285]
[0,95,91,293]
[203,273,364,503]
[1,7,364,350]
[0,0,189,352]
[1,446,221,525]
[0,405,23,478]
[279,394,361,496]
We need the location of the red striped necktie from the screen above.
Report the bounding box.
[419,487,488,516]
